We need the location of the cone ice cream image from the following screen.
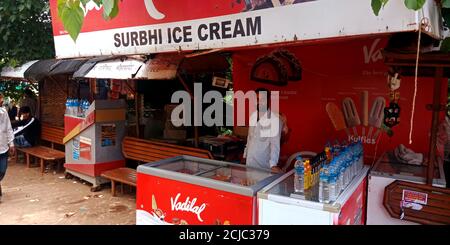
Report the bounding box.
[152,195,158,210]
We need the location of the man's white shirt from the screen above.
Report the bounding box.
[0,107,14,154]
[244,110,282,170]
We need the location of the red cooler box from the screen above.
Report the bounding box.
[136,156,280,225]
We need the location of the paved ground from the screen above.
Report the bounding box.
[0,158,136,225]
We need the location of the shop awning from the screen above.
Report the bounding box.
[48,59,88,76]
[72,57,117,78]
[23,59,61,82]
[1,60,39,80]
[74,54,183,80]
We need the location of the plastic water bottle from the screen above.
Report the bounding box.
[328,171,338,203]
[294,156,305,194]
[338,165,345,193]
[65,98,71,115]
[319,168,329,203]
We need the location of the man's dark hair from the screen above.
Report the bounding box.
[24,88,34,97]
[20,106,31,115]
[255,87,270,94]
[255,87,271,105]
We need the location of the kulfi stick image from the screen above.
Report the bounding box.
[326,102,351,137]
[361,91,369,137]
[152,195,158,210]
[367,97,386,139]
[342,97,361,137]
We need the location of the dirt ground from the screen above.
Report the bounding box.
[0,158,136,225]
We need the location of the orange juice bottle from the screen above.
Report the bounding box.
[304,160,311,190]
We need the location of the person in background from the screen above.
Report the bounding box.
[241,88,283,173]
[437,108,450,188]
[0,92,15,202]
[19,88,38,120]
[8,100,18,122]
[12,106,40,148]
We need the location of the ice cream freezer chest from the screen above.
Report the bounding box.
[136,156,281,225]
[257,166,370,225]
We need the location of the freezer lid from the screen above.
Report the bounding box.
[137,156,282,197]
[257,166,370,212]
[370,151,446,187]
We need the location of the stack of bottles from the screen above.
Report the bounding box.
[65,98,91,118]
[294,141,364,204]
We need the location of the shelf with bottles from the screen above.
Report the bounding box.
[293,141,365,204]
[65,98,92,119]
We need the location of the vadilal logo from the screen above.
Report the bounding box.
[363,38,383,64]
[170,193,207,222]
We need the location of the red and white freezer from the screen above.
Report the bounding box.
[136,156,281,225]
[257,166,370,225]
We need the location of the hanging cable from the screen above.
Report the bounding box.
[409,15,430,144]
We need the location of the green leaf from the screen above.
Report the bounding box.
[103,0,114,17]
[60,2,84,41]
[371,0,389,16]
[372,0,382,16]
[442,0,450,8]
[93,0,102,7]
[404,0,426,11]
[80,0,90,7]
[441,37,450,53]
[57,0,67,18]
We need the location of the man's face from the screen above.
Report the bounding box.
[22,112,30,120]
[256,92,269,113]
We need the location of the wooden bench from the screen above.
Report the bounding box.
[16,124,65,174]
[101,136,213,196]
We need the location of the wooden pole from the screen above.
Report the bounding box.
[427,67,444,186]
[135,80,140,138]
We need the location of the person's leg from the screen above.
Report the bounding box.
[14,135,32,148]
[0,152,8,200]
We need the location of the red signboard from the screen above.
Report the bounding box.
[48,0,437,58]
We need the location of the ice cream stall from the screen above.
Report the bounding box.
[64,99,127,190]
[136,156,281,225]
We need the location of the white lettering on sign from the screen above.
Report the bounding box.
[170,193,207,222]
[363,38,383,64]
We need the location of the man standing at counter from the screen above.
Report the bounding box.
[242,88,283,173]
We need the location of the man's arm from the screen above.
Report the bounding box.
[269,117,283,172]
[6,115,15,155]
[242,127,252,164]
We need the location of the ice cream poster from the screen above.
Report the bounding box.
[101,124,116,147]
[233,36,443,162]
[79,136,92,161]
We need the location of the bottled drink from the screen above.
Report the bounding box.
[339,165,345,193]
[304,160,311,190]
[294,156,305,193]
[65,98,71,115]
[319,168,329,203]
[328,171,338,202]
